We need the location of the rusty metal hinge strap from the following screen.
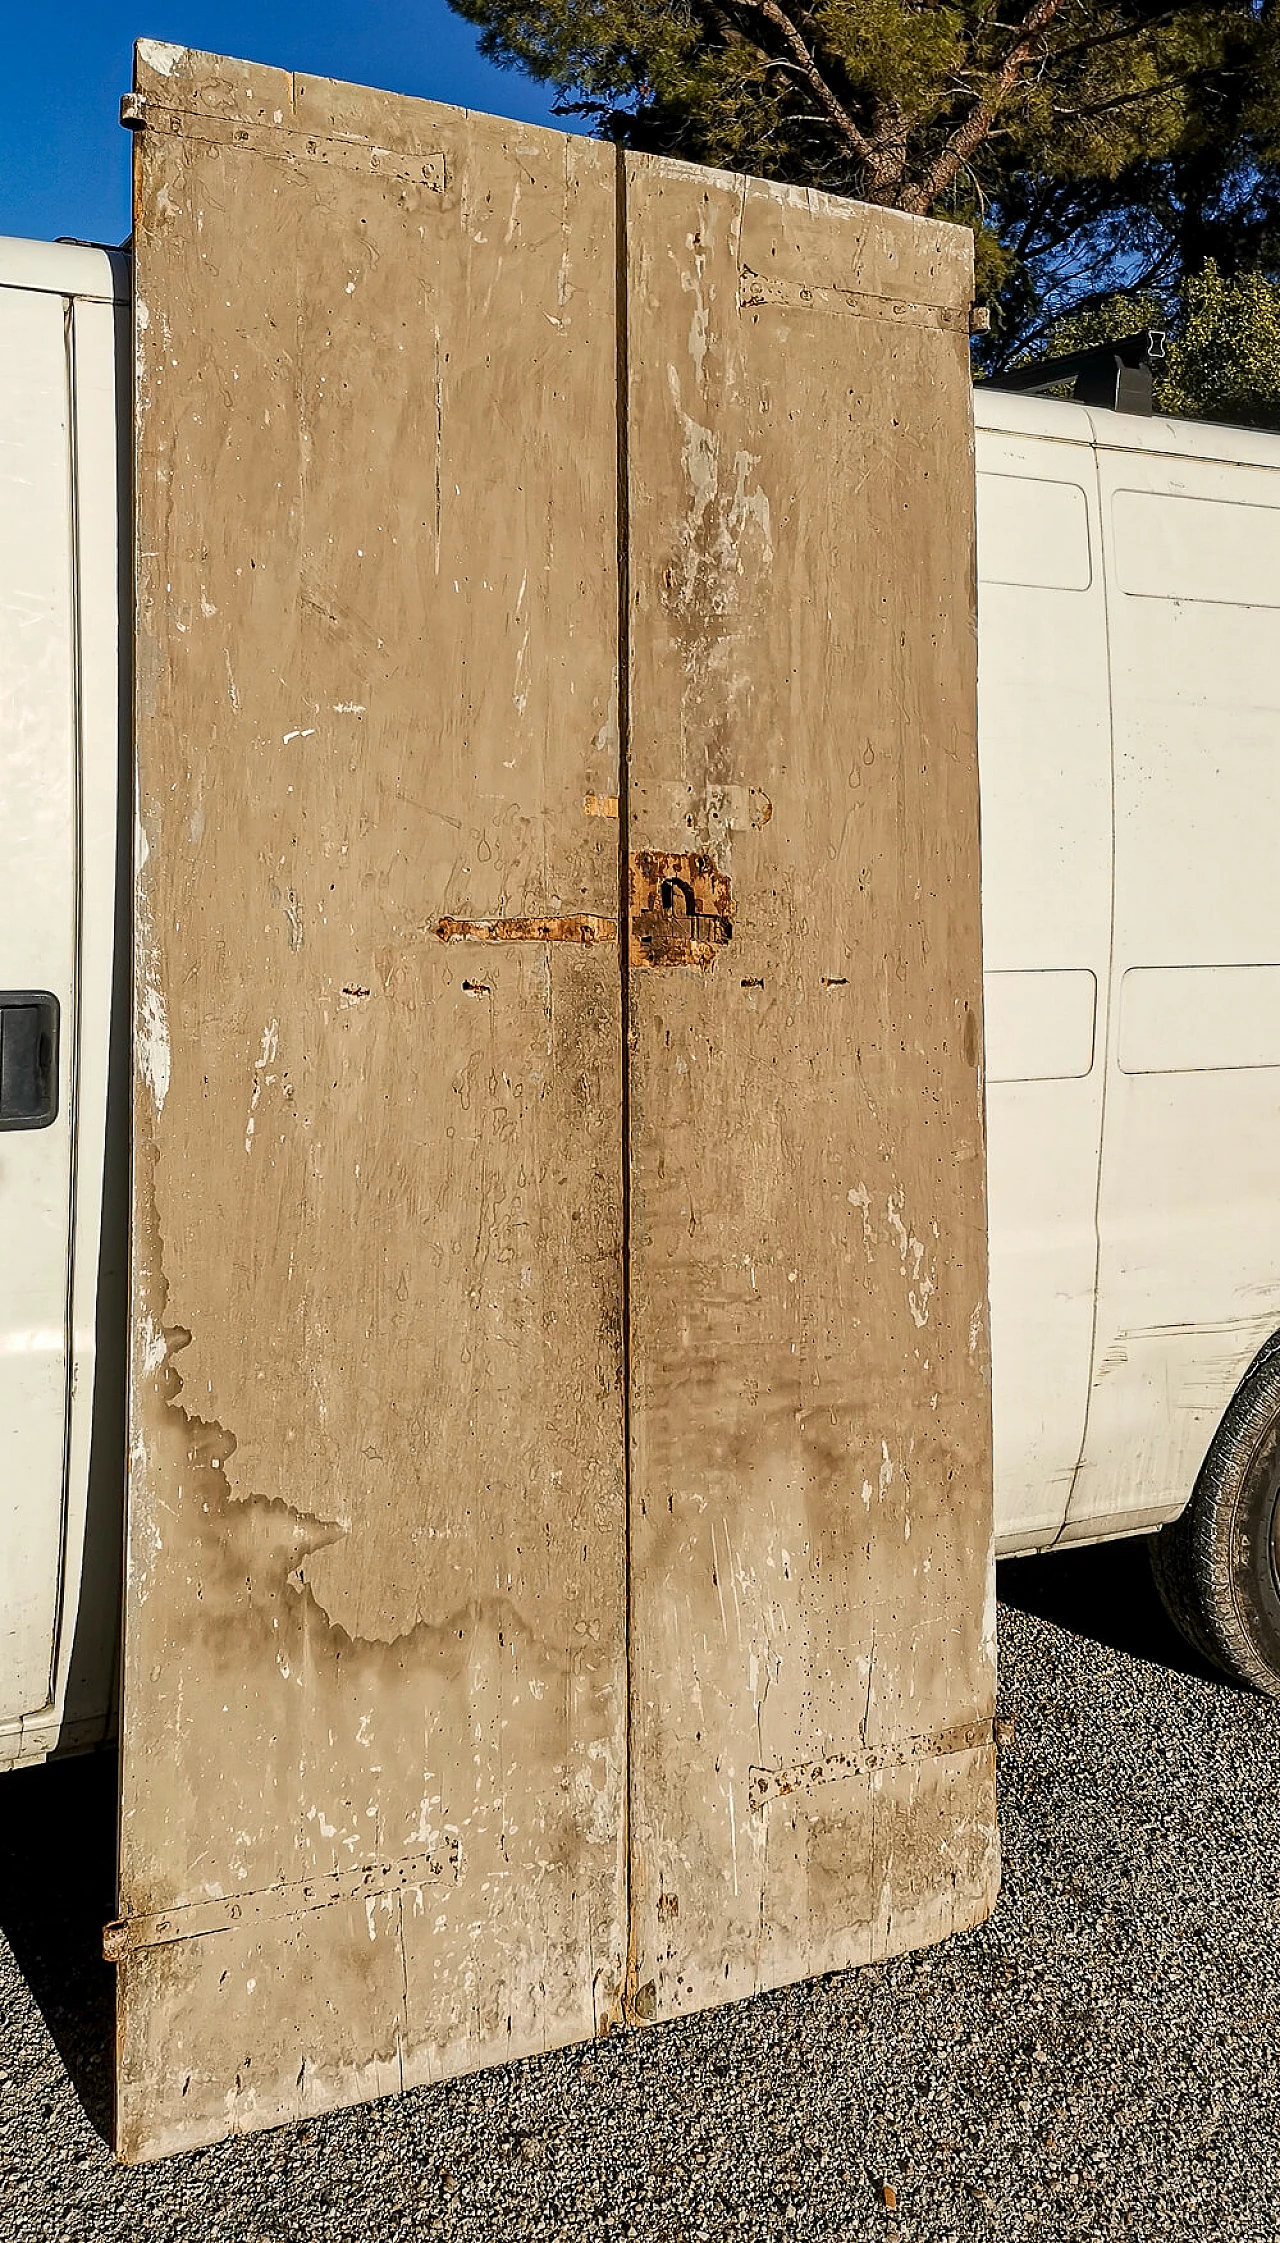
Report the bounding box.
[103,1837,461,1962]
[739,268,970,332]
[749,1716,995,1810]
[120,94,446,192]
[435,914,616,945]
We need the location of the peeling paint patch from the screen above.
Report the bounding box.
[244,1020,280,1152]
[138,978,171,1117]
[886,1190,937,1328]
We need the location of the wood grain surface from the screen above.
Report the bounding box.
[622,156,996,2017]
[123,40,626,2159]
[119,40,994,2161]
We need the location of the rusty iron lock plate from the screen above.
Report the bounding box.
[628,851,732,970]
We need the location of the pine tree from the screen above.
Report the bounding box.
[448,0,1280,365]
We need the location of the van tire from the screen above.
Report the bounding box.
[1149,1347,1280,1698]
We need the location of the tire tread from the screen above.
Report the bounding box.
[1149,1346,1280,1701]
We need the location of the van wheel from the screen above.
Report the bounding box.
[1150,1348,1280,1698]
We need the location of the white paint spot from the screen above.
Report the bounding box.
[140,38,184,75]
[982,1546,998,1669]
[245,1019,280,1153]
[283,727,316,744]
[141,1314,167,1379]
[886,1189,936,1328]
[139,978,170,1116]
[848,1182,873,1251]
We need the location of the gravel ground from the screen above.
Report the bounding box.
[3,1534,1279,2242]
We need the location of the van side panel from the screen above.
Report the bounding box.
[975,430,1112,1552]
[1064,444,1280,1540]
[0,284,78,1727]
[0,256,124,1769]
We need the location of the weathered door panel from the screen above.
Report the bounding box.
[622,160,997,2013]
[120,44,625,2158]
[120,41,994,2162]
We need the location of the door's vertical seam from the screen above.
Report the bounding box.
[614,141,637,2022]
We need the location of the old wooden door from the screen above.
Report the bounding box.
[117,41,995,2160]
[622,161,997,2016]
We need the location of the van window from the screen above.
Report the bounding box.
[984,968,1097,1082]
[1113,489,1280,607]
[977,473,1092,591]
[1119,964,1280,1073]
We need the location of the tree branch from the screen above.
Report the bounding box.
[1043,9,1181,71]
[1053,63,1242,125]
[906,0,1072,214]
[746,0,878,173]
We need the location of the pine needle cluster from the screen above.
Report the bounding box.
[449,0,1280,405]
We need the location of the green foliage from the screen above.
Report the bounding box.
[1018,264,1280,428]
[448,0,1280,387]
[1161,262,1280,429]
[1041,289,1170,358]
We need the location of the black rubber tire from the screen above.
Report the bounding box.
[1149,1343,1280,1698]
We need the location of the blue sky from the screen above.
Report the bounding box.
[2,3,575,246]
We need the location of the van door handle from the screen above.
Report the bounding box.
[0,992,60,1129]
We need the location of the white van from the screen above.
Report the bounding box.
[976,385,1280,1693]
[5,237,1280,1773]
[0,239,127,1774]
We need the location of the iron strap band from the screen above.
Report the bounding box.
[103,1837,461,1962]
